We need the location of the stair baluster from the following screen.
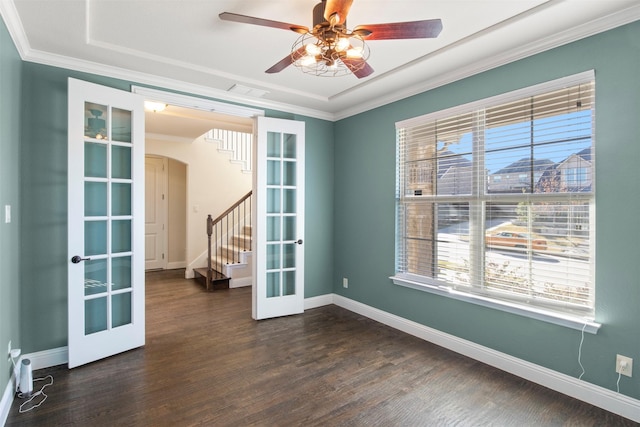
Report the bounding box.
[199,191,252,291]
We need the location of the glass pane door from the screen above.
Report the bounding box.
[254,117,305,320]
[68,78,145,368]
[266,131,298,298]
[83,102,134,335]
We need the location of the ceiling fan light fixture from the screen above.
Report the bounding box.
[346,46,363,58]
[219,1,443,79]
[335,37,350,52]
[300,55,318,66]
[291,31,369,77]
[305,42,322,56]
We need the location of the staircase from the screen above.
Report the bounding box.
[205,129,252,173]
[194,191,252,291]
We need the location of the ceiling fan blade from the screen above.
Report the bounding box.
[265,47,307,74]
[323,0,353,25]
[342,58,374,79]
[353,19,443,40]
[219,12,309,34]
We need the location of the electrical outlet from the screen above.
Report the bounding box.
[343,278,348,288]
[616,354,633,377]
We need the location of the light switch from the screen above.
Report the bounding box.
[5,205,11,224]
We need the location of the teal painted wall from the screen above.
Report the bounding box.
[4,9,639,404]
[333,21,640,400]
[0,16,22,390]
[16,64,334,353]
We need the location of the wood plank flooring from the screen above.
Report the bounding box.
[6,269,637,426]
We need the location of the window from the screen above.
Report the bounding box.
[564,167,589,186]
[393,72,596,324]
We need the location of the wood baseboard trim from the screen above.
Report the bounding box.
[332,294,640,423]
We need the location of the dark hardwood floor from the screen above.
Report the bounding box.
[6,269,637,426]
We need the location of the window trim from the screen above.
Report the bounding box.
[390,274,601,333]
[393,70,599,332]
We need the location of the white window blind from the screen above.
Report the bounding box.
[394,72,595,320]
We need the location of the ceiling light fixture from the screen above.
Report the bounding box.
[290,11,370,77]
[144,101,167,112]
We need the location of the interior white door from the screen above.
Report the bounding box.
[145,156,166,270]
[67,78,145,368]
[253,116,305,320]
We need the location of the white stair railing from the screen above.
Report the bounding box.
[205,129,252,173]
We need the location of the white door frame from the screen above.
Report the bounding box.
[145,155,168,270]
[131,86,264,274]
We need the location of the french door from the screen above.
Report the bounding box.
[253,117,305,320]
[67,78,145,368]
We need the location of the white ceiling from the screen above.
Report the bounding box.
[3,0,640,122]
[144,104,253,141]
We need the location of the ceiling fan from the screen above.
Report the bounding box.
[219,0,443,78]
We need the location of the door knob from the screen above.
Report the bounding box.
[71,255,90,264]
[296,239,303,245]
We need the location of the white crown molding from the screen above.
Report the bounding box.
[3,1,640,123]
[0,0,29,57]
[333,3,640,121]
[20,48,336,121]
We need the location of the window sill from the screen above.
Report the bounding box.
[390,275,601,334]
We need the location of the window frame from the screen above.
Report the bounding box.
[391,71,600,333]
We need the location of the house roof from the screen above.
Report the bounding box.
[493,158,555,175]
[558,147,593,167]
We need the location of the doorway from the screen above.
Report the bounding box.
[135,86,261,278]
[145,155,187,271]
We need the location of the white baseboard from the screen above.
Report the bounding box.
[1,374,15,427]
[229,277,251,288]
[0,347,68,425]
[22,347,68,371]
[166,261,186,270]
[304,294,334,310]
[332,294,640,423]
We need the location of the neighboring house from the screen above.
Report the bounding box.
[487,157,555,193]
[535,147,593,193]
[556,147,593,192]
[488,149,593,194]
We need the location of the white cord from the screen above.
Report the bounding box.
[616,370,622,393]
[18,375,54,413]
[577,321,587,380]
